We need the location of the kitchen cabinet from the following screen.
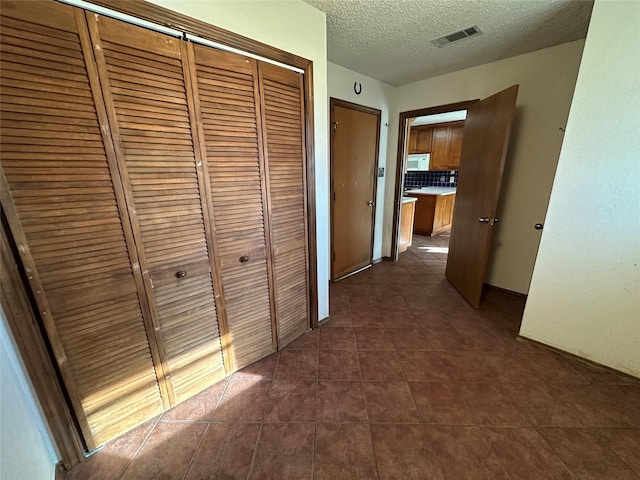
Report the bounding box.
[430,127,451,170]
[448,124,464,168]
[408,125,432,154]
[409,193,457,236]
[398,197,417,253]
[408,121,464,170]
[430,122,464,170]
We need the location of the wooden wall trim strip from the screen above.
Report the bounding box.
[1,213,86,469]
[303,65,319,329]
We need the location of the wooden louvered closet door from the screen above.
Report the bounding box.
[258,63,311,347]
[187,44,276,370]
[0,1,165,449]
[86,14,227,404]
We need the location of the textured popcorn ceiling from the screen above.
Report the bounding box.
[303,0,593,86]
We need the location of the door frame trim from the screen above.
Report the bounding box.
[390,100,478,260]
[329,98,382,282]
[1,213,86,469]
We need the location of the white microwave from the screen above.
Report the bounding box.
[407,154,430,171]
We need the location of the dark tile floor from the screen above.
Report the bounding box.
[65,234,640,479]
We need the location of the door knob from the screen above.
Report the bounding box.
[367,200,375,207]
[534,223,544,230]
[239,255,250,263]
[175,270,187,278]
[478,217,489,224]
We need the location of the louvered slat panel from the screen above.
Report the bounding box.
[89,15,225,403]
[192,44,275,370]
[0,1,163,448]
[258,63,310,347]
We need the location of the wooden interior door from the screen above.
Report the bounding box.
[188,43,276,369]
[0,1,165,448]
[331,100,380,280]
[445,85,519,308]
[87,14,227,404]
[259,63,311,348]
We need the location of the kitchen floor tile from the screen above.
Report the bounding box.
[371,424,443,479]
[120,422,206,480]
[537,427,639,479]
[358,350,404,381]
[314,424,377,480]
[363,381,421,423]
[409,382,476,425]
[320,326,357,350]
[316,381,368,423]
[263,380,316,422]
[212,379,271,422]
[185,423,260,480]
[274,350,318,380]
[318,349,361,380]
[250,423,314,480]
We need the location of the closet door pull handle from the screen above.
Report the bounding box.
[175,270,187,278]
[239,255,250,263]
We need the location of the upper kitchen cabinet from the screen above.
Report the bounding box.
[407,125,432,154]
[430,121,465,170]
[448,123,465,168]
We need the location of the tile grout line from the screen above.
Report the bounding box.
[245,423,263,480]
[117,414,162,480]
[179,422,211,480]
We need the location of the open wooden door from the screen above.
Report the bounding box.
[331,99,380,280]
[445,85,519,308]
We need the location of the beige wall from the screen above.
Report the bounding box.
[384,40,585,293]
[520,0,640,377]
[148,0,330,319]
[327,62,395,260]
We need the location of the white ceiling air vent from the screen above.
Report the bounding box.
[431,26,482,48]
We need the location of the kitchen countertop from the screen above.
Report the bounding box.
[402,196,418,204]
[405,187,457,196]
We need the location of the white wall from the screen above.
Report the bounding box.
[149,0,330,320]
[327,62,395,260]
[0,308,58,479]
[520,0,640,377]
[383,40,585,293]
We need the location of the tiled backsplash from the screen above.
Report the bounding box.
[405,170,458,188]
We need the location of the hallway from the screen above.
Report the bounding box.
[65,235,640,479]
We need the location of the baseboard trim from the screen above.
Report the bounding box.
[55,462,66,480]
[333,264,372,282]
[484,283,527,299]
[517,335,640,382]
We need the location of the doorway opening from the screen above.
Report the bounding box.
[392,100,477,269]
[392,86,519,308]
